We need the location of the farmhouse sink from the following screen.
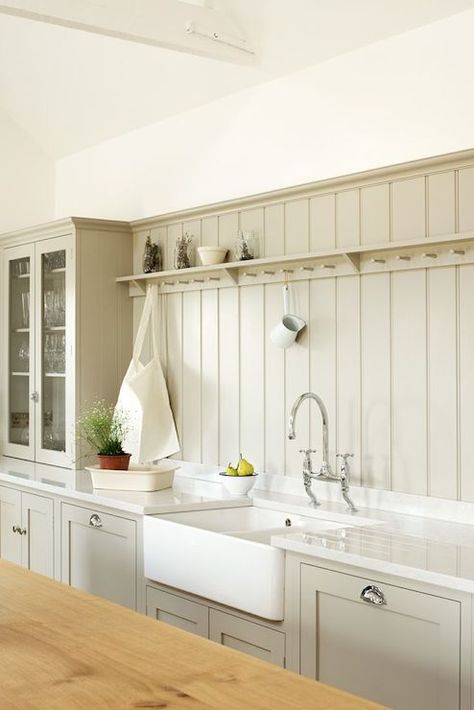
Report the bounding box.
[143,506,349,620]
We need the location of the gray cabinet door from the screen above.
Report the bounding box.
[300,564,461,710]
[61,503,137,609]
[146,587,209,637]
[0,486,21,565]
[21,491,54,578]
[209,609,285,667]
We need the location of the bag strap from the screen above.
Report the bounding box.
[133,284,160,363]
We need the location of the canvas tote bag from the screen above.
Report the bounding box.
[116,284,179,463]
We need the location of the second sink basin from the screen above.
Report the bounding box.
[143,506,349,620]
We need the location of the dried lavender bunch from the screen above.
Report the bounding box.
[175,233,193,269]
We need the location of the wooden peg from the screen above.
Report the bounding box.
[422,253,438,259]
[396,255,411,261]
[450,249,465,255]
[243,272,257,277]
[320,264,336,269]
[300,266,314,272]
[370,258,386,264]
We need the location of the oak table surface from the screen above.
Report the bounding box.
[0,561,386,710]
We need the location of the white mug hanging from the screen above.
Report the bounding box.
[270,278,306,349]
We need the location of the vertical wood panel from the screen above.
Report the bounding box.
[182,291,201,463]
[336,276,361,484]
[201,289,219,465]
[458,167,474,233]
[264,283,285,474]
[391,270,427,494]
[360,184,389,244]
[240,285,265,472]
[285,281,310,476]
[218,288,239,467]
[240,209,264,259]
[392,177,426,241]
[336,190,359,247]
[201,216,218,247]
[310,194,335,251]
[361,273,391,489]
[309,279,336,475]
[166,292,183,456]
[428,172,455,237]
[218,212,239,262]
[264,204,284,257]
[428,268,457,499]
[284,199,309,255]
[459,265,474,501]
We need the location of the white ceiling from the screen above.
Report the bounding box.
[1,0,474,158]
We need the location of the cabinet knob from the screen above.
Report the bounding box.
[360,584,386,606]
[30,391,39,402]
[89,514,103,528]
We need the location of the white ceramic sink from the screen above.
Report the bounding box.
[143,506,349,620]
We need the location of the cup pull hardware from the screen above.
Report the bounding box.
[12,525,20,534]
[89,514,103,529]
[360,584,386,606]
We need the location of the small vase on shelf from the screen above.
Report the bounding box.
[174,233,194,269]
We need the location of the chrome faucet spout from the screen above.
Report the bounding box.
[288,392,332,474]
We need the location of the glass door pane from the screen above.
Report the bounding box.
[41,249,66,453]
[8,256,32,448]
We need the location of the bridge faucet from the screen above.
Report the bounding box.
[288,392,333,477]
[288,392,358,513]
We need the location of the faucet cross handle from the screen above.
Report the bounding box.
[337,452,354,463]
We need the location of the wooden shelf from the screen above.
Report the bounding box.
[44,373,65,378]
[44,326,65,332]
[116,231,474,295]
[11,372,29,377]
[12,328,29,333]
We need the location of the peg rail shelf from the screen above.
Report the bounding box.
[116,231,474,296]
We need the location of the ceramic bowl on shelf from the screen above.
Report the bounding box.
[219,472,257,496]
[197,246,228,266]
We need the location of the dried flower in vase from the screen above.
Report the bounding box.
[174,233,194,270]
[143,235,162,273]
[235,231,258,261]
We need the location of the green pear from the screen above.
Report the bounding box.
[226,462,238,476]
[237,453,254,476]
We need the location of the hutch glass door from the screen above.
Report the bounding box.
[5,246,35,460]
[37,243,68,463]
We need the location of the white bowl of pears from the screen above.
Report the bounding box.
[219,454,257,496]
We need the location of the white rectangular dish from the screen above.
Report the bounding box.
[85,462,178,491]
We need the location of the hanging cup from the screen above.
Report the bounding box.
[270,282,306,349]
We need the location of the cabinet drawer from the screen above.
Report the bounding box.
[61,503,137,609]
[301,564,461,710]
[209,609,285,667]
[146,587,208,637]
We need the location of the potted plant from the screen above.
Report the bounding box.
[77,400,131,470]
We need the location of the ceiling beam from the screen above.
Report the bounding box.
[0,0,255,64]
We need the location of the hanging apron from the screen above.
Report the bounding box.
[116,284,179,463]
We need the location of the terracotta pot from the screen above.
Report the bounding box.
[97,453,131,471]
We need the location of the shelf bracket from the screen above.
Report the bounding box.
[128,279,147,296]
[343,252,360,272]
[224,268,238,284]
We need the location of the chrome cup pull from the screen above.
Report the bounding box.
[360,584,386,606]
[12,525,20,534]
[89,513,103,528]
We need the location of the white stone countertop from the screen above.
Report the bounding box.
[2,455,474,594]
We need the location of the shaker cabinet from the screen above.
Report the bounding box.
[1,218,132,468]
[209,609,286,667]
[300,564,462,710]
[146,585,286,667]
[0,485,54,577]
[61,503,137,609]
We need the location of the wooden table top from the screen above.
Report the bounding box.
[0,562,386,709]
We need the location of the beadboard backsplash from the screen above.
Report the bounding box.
[131,151,474,502]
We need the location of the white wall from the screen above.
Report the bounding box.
[0,110,55,233]
[56,9,474,221]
